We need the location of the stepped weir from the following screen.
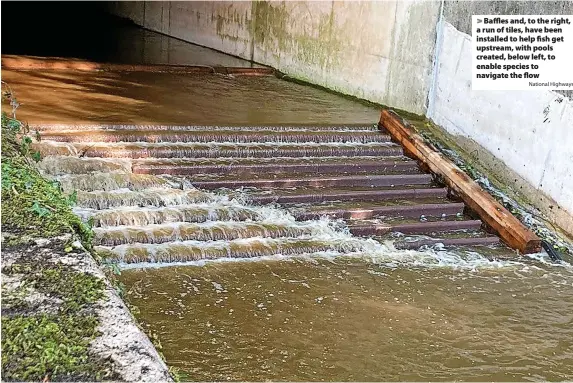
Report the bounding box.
[34,116,524,267]
[3,6,572,380]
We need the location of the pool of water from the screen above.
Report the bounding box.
[120,254,573,381]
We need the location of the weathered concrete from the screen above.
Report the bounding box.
[107,1,441,115]
[441,0,573,100]
[0,234,173,382]
[109,1,145,26]
[428,21,573,235]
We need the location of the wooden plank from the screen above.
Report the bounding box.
[378,109,541,254]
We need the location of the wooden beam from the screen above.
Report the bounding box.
[379,109,541,254]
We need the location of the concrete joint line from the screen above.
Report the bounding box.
[427,0,445,119]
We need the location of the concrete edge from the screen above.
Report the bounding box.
[379,109,542,254]
[1,55,275,76]
[85,255,174,382]
[0,234,173,382]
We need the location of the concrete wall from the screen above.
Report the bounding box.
[428,21,573,234]
[107,1,441,115]
[108,1,145,26]
[441,0,573,100]
[425,0,573,235]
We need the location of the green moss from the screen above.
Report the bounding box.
[35,265,105,312]
[1,112,93,249]
[251,1,289,51]
[2,247,106,314]
[1,253,113,381]
[1,314,112,382]
[169,366,189,382]
[1,93,114,380]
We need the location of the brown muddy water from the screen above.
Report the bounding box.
[120,253,573,381]
[1,70,378,126]
[6,56,573,381]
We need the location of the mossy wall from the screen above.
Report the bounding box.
[107,1,441,115]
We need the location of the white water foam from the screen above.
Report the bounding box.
[71,177,564,273]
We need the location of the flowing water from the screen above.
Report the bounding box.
[37,141,573,382]
[95,175,573,382]
[119,254,573,382]
[15,64,572,380]
[10,14,573,380]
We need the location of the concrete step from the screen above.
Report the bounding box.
[191,174,433,190]
[70,142,404,159]
[248,186,448,205]
[95,237,367,264]
[348,219,482,236]
[294,202,464,221]
[35,124,382,133]
[34,140,403,159]
[132,155,409,167]
[77,204,263,228]
[93,221,317,246]
[133,158,421,177]
[40,129,392,144]
[395,236,500,250]
[35,118,509,255]
[56,173,169,192]
[76,188,213,210]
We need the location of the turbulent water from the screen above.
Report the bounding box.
[120,255,573,381]
[91,173,573,382]
[39,139,573,382]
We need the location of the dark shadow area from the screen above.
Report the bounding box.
[1,1,133,61]
[1,1,259,67]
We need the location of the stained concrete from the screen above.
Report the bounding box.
[102,27,265,68]
[442,0,573,99]
[107,1,440,115]
[428,22,573,235]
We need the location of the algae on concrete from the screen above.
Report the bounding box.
[1,92,172,382]
[1,96,112,380]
